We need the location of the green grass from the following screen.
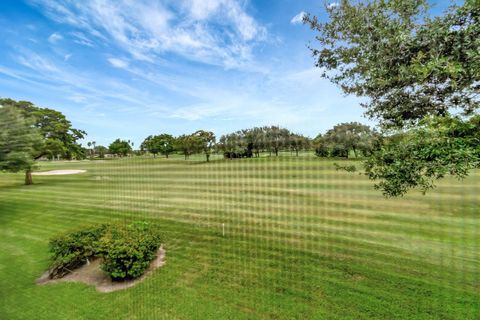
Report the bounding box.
[0,156,479,319]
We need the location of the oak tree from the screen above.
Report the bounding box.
[141,134,175,158]
[0,105,43,185]
[305,0,480,195]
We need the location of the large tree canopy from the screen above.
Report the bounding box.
[319,122,377,158]
[264,126,290,156]
[141,134,175,158]
[0,98,86,160]
[175,134,197,160]
[109,139,132,157]
[193,130,216,162]
[218,126,301,158]
[288,133,311,156]
[305,0,480,128]
[0,105,43,185]
[305,0,480,196]
[218,132,246,154]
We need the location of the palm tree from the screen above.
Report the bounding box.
[92,141,96,158]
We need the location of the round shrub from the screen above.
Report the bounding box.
[48,224,107,279]
[97,222,161,280]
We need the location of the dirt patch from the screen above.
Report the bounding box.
[36,246,165,293]
[33,170,87,176]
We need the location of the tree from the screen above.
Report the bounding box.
[94,145,108,158]
[193,130,216,162]
[175,134,196,160]
[289,133,311,156]
[141,134,175,158]
[315,143,329,158]
[0,105,43,185]
[219,127,311,158]
[313,134,329,157]
[0,98,86,160]
[244,127,266,157]
[87,141,96,159]
[322,122,376,158]
[305,0,479,128]
[218,132,243,158]
[109,139,132,157]
[156,134,174,158]
[218,132,240,154]
[218,131,254,159]
[264,126,290,156]
[305,0,480,195]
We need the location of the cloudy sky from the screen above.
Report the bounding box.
[0,0,450,146]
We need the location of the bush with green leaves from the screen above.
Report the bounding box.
[334,163,357,173]
[97,222,162,280]
[48,224,107,279]
[315,144,329,157]
[47,222,161,280]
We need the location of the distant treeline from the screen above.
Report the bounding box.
[0,97,379,163]
[87,123,379,162]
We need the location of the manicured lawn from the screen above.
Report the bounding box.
[0,156,479,319]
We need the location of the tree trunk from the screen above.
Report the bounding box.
[296,149,299,157]
[352,147,357,158]
[25,170,33,185]
[166,154,169,159]
[206,154,210,162]
[275,149,279,157]
[184,153,187,160]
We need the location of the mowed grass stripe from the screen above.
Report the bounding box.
[4,187,476,249]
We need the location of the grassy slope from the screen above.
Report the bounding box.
[0,156,478,319]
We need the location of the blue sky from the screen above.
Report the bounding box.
[0,0,452,147]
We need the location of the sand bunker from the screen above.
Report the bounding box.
[33,170,87,176]
[36,246,165,293]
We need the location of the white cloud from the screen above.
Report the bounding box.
[327,2,340,10]
[3,50,172,124]
[108,58,128,69]
[70,31,94,47]
[16,51,59,73]
[48,32,63,43]
[170,103,230,121]
[69,94,88,103]
[31,0,267,68]
[64,53,72,61]
[186,0,221,19]
[290,11,306,25]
